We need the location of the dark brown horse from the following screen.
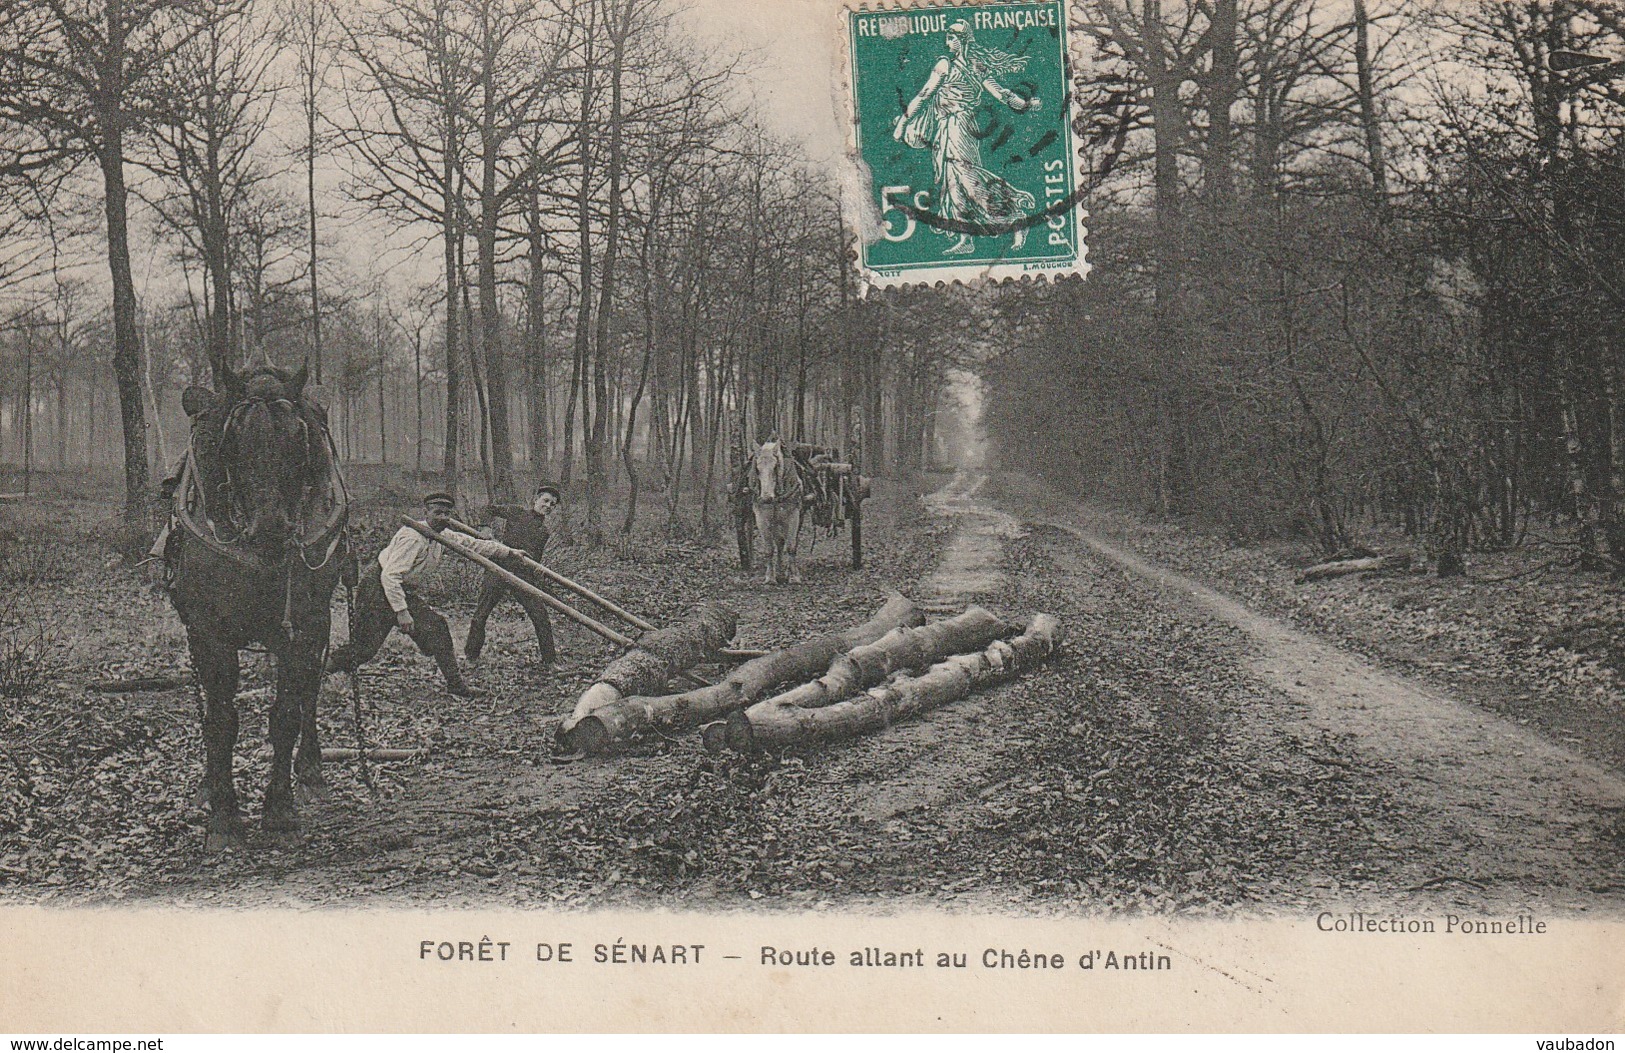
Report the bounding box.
[167,364,349,852]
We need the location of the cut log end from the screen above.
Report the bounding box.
[562,682,624,736]
[563,717,614,756]
[700,720,732,755]
[1026,613,1063,647]
[725,709,759,753]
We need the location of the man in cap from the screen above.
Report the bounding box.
[464,483,561,665]
[326,490,520,697]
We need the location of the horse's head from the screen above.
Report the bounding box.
[184,364,333,547]
[752,439,787,502]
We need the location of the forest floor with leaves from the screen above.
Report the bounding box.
[1,470,1623,917]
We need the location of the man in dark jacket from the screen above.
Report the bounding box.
[464,484,560,664]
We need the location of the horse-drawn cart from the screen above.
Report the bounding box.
[730,433,870,572]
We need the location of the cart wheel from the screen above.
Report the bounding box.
[736,503,755,571]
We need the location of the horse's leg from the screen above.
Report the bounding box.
[192,634,245,853]
[296,602,334,802]
[786,505,803,584]
[295,641,330,803]
[755,505,774,584]
[266,647,317,835]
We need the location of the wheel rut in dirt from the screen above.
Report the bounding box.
[809,472,1625,911]
[916,471,1024,613]
[1026,503,1625,909]
[816,471,1028,825]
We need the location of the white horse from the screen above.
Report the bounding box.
[750,439,804,584]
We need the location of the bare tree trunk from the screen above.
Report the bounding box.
[87,372,96,469]
[621,326,655,535]
[588,6,631,535]
[1607,359,1625,563]
[101,135,152,521]
[1352,0,1389,210]
[526,192,550,477]
[414,332,424,476]
[55,369,67,470]
[205,199,233,384]
[140,327,168,473]
[475,45,514,502]
[561,303,584,488]
[376,303,388,464]
[21,326,33,498]
[441,194,461,490]
[299,0,325,384]
[1147,0,1187,513]
[463,276,494,501]
[1206,0,1236,204]
[568,74,595,494]
[1560,385,1610,567]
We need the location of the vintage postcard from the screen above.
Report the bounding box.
[0,0,1622,1036]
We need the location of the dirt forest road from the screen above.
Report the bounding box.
[966,472,1625,916]
[9,469,1625,916]
[814,470,1625,917]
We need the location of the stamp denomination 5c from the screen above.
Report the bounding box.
[843,1,1088,288]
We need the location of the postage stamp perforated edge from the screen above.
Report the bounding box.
[838,0,1092,292]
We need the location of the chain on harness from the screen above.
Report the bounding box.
[343,546,373,793]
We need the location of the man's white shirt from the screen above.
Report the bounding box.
[377,526,513,615]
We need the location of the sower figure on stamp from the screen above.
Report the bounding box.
[893,19,1042,256]
[464,484,560,665]
[326,490,522,698]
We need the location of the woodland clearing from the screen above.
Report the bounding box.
[2,471,1622,916]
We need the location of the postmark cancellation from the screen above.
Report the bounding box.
[842,0,1090,289]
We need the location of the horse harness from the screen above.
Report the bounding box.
[169,392,351,638]
[750,445,808,507]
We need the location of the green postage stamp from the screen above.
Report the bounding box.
[843,0,1089,288]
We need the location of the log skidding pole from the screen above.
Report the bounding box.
[446,515,658,632]
[445,514,768,660]
[402,517,637,649]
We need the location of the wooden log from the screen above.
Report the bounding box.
[320,747,424,762]
[559,604,739,740]
[404,517,636,648]
[1294,553,1411,584]
[722,614,1063,753]
[89,674,194,693]
[254,743,424,761]
[763,607,1012,711]
[563,592,922,754]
